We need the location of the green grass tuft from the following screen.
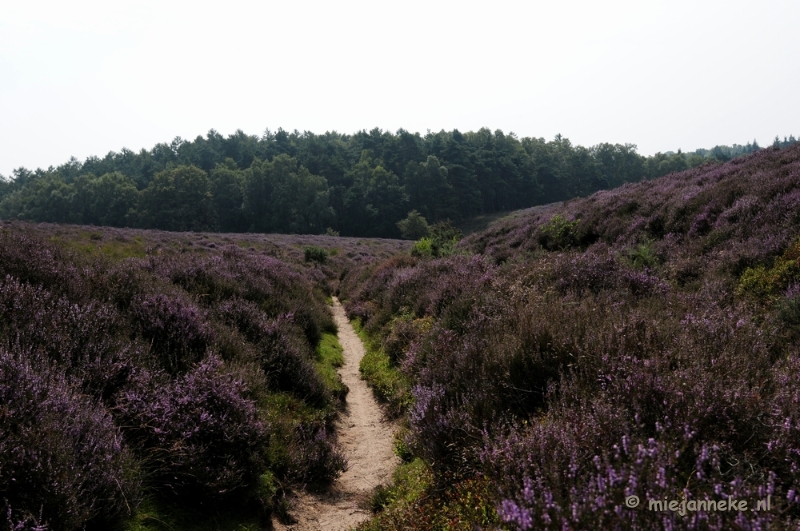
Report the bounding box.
[368,458,431,515]
[315,333,348,401]
[352,320,412,416]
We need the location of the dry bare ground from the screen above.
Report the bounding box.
[273,298,399,531]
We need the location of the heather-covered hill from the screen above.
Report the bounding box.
[466,144,800,276]
[0,222,408,530]
[342,144,800,530]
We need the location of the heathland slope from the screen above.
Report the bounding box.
[342,144,800,530]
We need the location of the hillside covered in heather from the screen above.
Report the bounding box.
[341,144,800,529]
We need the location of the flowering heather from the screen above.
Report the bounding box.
[115,356,267,500]
[343,145,800,529]
[0,276,143,401]
[130,291,214,374]
[0,348,139,531]
[0,223,402,527]
[285,421,347,486]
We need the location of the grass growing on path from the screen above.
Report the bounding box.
[359,459,501,531]
[315,332,348,401]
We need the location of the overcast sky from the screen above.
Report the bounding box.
[1,0,798,177]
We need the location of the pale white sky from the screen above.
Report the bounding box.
[1,0,798,177]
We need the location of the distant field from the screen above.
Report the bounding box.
[8,221,411,265]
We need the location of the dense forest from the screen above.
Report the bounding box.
[1,129,794,238]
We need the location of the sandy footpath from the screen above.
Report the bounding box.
[272,297,399,531]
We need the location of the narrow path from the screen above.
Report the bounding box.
[273,297,399,531]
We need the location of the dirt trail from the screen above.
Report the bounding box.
[273,297,399,531]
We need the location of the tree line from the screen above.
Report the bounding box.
[0,128,794,238]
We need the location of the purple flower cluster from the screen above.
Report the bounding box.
[0,348,138,530]
[116,355,267,499]
[285,422,347,486]
[131,292,214,374]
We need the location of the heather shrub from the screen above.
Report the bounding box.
[405,291,624,477]
[768,356,800,493]
[0,348,140,531]
[203,296,328,408]
[365,255,493,324]
[257,321,329,406]
[167,255,240,302]
[130,292,214,374]
[345,300,375,323]
[116,356,267,502]
[162,248,336,344]
[483,421,785,529]
[344,147,800,530]
[0,231,83,298]
[0,224,409,527]
[478,301,793,528]
[0,276,140,400]
[286,300,332,347]
[214,297,276,344]
[91,260,150,309]
[532,250,669,299]
[382,311,432,365]
[285,421,346,487]
[214,300,330,404]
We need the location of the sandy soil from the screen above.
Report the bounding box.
[272,297,399,531]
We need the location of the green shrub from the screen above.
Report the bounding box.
[429,220,462,257]
[410,238,433,257]
[410,221,463,258]
[367,458,431,515]
[397,210,430,240]
[626,239,659,269]
[359,463,499,531]
[539,214,579,250]
[392,427,414,463]
[304,246,328,263]
[738,238,800,298]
